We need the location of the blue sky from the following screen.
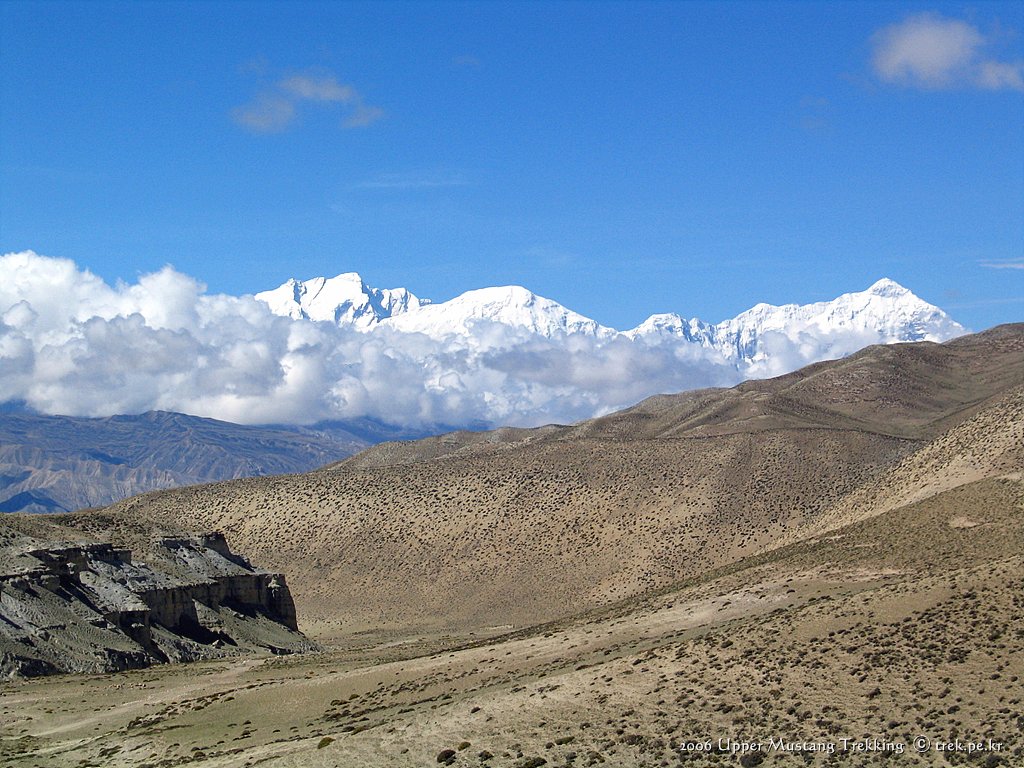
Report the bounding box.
[2,0,1022,332]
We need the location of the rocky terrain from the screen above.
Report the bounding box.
[0,523,313,678]
[75,324,1023,639]
[0,324,1020,766]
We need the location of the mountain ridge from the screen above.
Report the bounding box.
[0,411,439,514]
[257,274,962,336]
[255,273,966,374]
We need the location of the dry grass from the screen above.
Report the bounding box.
[1,325,1022,766]
[2,477,1020,767]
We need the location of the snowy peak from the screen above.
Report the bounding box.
[866,277,911,298]
[626,313,713,343]
[721,279,962,343]
[722,280,965,366]
[385,285,616,339]
[627,279,965,367]
[257,274,615,338]
[256,272,964,366]
[255,273,428,329]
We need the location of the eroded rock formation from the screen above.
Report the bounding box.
[0,532,314,678]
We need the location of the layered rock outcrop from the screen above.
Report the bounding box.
[0,532,314,678]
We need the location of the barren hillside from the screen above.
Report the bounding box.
[2,325,1022,767]
[5,474,1020,766]
[47,324,1023,640]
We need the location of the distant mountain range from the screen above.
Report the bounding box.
[0,260,972,514]
[0,410,436,514]
[256,274,965,375]
[0,252,968,430]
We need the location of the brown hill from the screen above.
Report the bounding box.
[5,474,1021,766]
[2,325,1022,767]
[793,382,1023,541]
[49,323,1022,641]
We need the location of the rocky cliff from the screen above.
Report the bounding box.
[0,529,314,678]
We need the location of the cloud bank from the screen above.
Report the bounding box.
[871,13,1024,91]
[0,252,964,429]
[0,252,743,427]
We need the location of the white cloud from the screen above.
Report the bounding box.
[871,13,1024,91]
[0,252,963,430]
[343,104,386,129]
[231,94,296,133]
[979,259,1024,270]
[977,59,1024,91]
[0,251,743,428]
[279,75,356,103]
[233,69,383,133]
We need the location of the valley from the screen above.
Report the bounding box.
[5,2,1022,765]
[3,477,1020,766]
[1,326,1021,766]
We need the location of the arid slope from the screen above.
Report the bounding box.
[3,474,1020,767]
[66,324,1024,639]
[1,325,1022,767]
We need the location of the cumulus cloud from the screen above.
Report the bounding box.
[233,70,383,133]
[0,252,954,430]
[0,252,733,427]
[871,13,1024,91]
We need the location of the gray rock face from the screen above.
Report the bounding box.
[0,532,314,678]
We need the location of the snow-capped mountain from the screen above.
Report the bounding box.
[256,277,613,339]
[385,285,617,339]
[255,273,965,370]
[254,273,428,329]
[716,278,963,363]
[627,278,965,367]
[0,252,973,431]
